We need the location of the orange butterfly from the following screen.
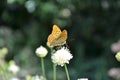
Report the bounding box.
[47,25,67,47]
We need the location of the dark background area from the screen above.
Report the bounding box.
[0,0,120,80]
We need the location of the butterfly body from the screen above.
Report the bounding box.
[47,25,67,47]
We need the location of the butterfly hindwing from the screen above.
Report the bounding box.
[47,25,61,45]
[60,29,67,42]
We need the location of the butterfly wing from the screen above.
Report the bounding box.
[60,30,67,42]
[51,25,61,37]
[47,25,62,47]
[50,29,67,46]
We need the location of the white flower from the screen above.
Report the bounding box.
[111,40,120,53]
[108,68,120,78]
[51,47,73,66]
[31,75,46,80]
[77,78,88,80]
[8,60,20,74]
[36,46,48,58]
[10,77,20,80]
[31,75,40,80]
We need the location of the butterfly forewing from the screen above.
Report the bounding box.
[52,25,61,38]
[47,25,61,45]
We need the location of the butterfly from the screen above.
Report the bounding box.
[47,25,67,47]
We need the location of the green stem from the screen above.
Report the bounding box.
[50,48,57,80]
[64,64,70,80]
[0,66,8,80]
[53,64,56,80]
[41,58,46,78]
[50,48,53,55]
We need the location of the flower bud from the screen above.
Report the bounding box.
[35,46,48,58]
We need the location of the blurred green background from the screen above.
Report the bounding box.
[0,0,120,80]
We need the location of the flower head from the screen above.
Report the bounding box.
[115,52,120,62]
[0,47,8,58]
[31,75,46,80]
[111,40,120,53]
[77,78,88,80]
[8,60,20,74]
[36,46,48,58]
[51,47,73,66]
[108,68,120,79]
[10,77,20,80]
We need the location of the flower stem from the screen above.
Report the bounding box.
[53,64,56,80]
[41,57,46,78]
[50,48,57,80]
[64,64,70,80]
[50,48,53,55]
[0,66,8,80]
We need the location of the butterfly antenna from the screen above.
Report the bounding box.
[65,43,69,49]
